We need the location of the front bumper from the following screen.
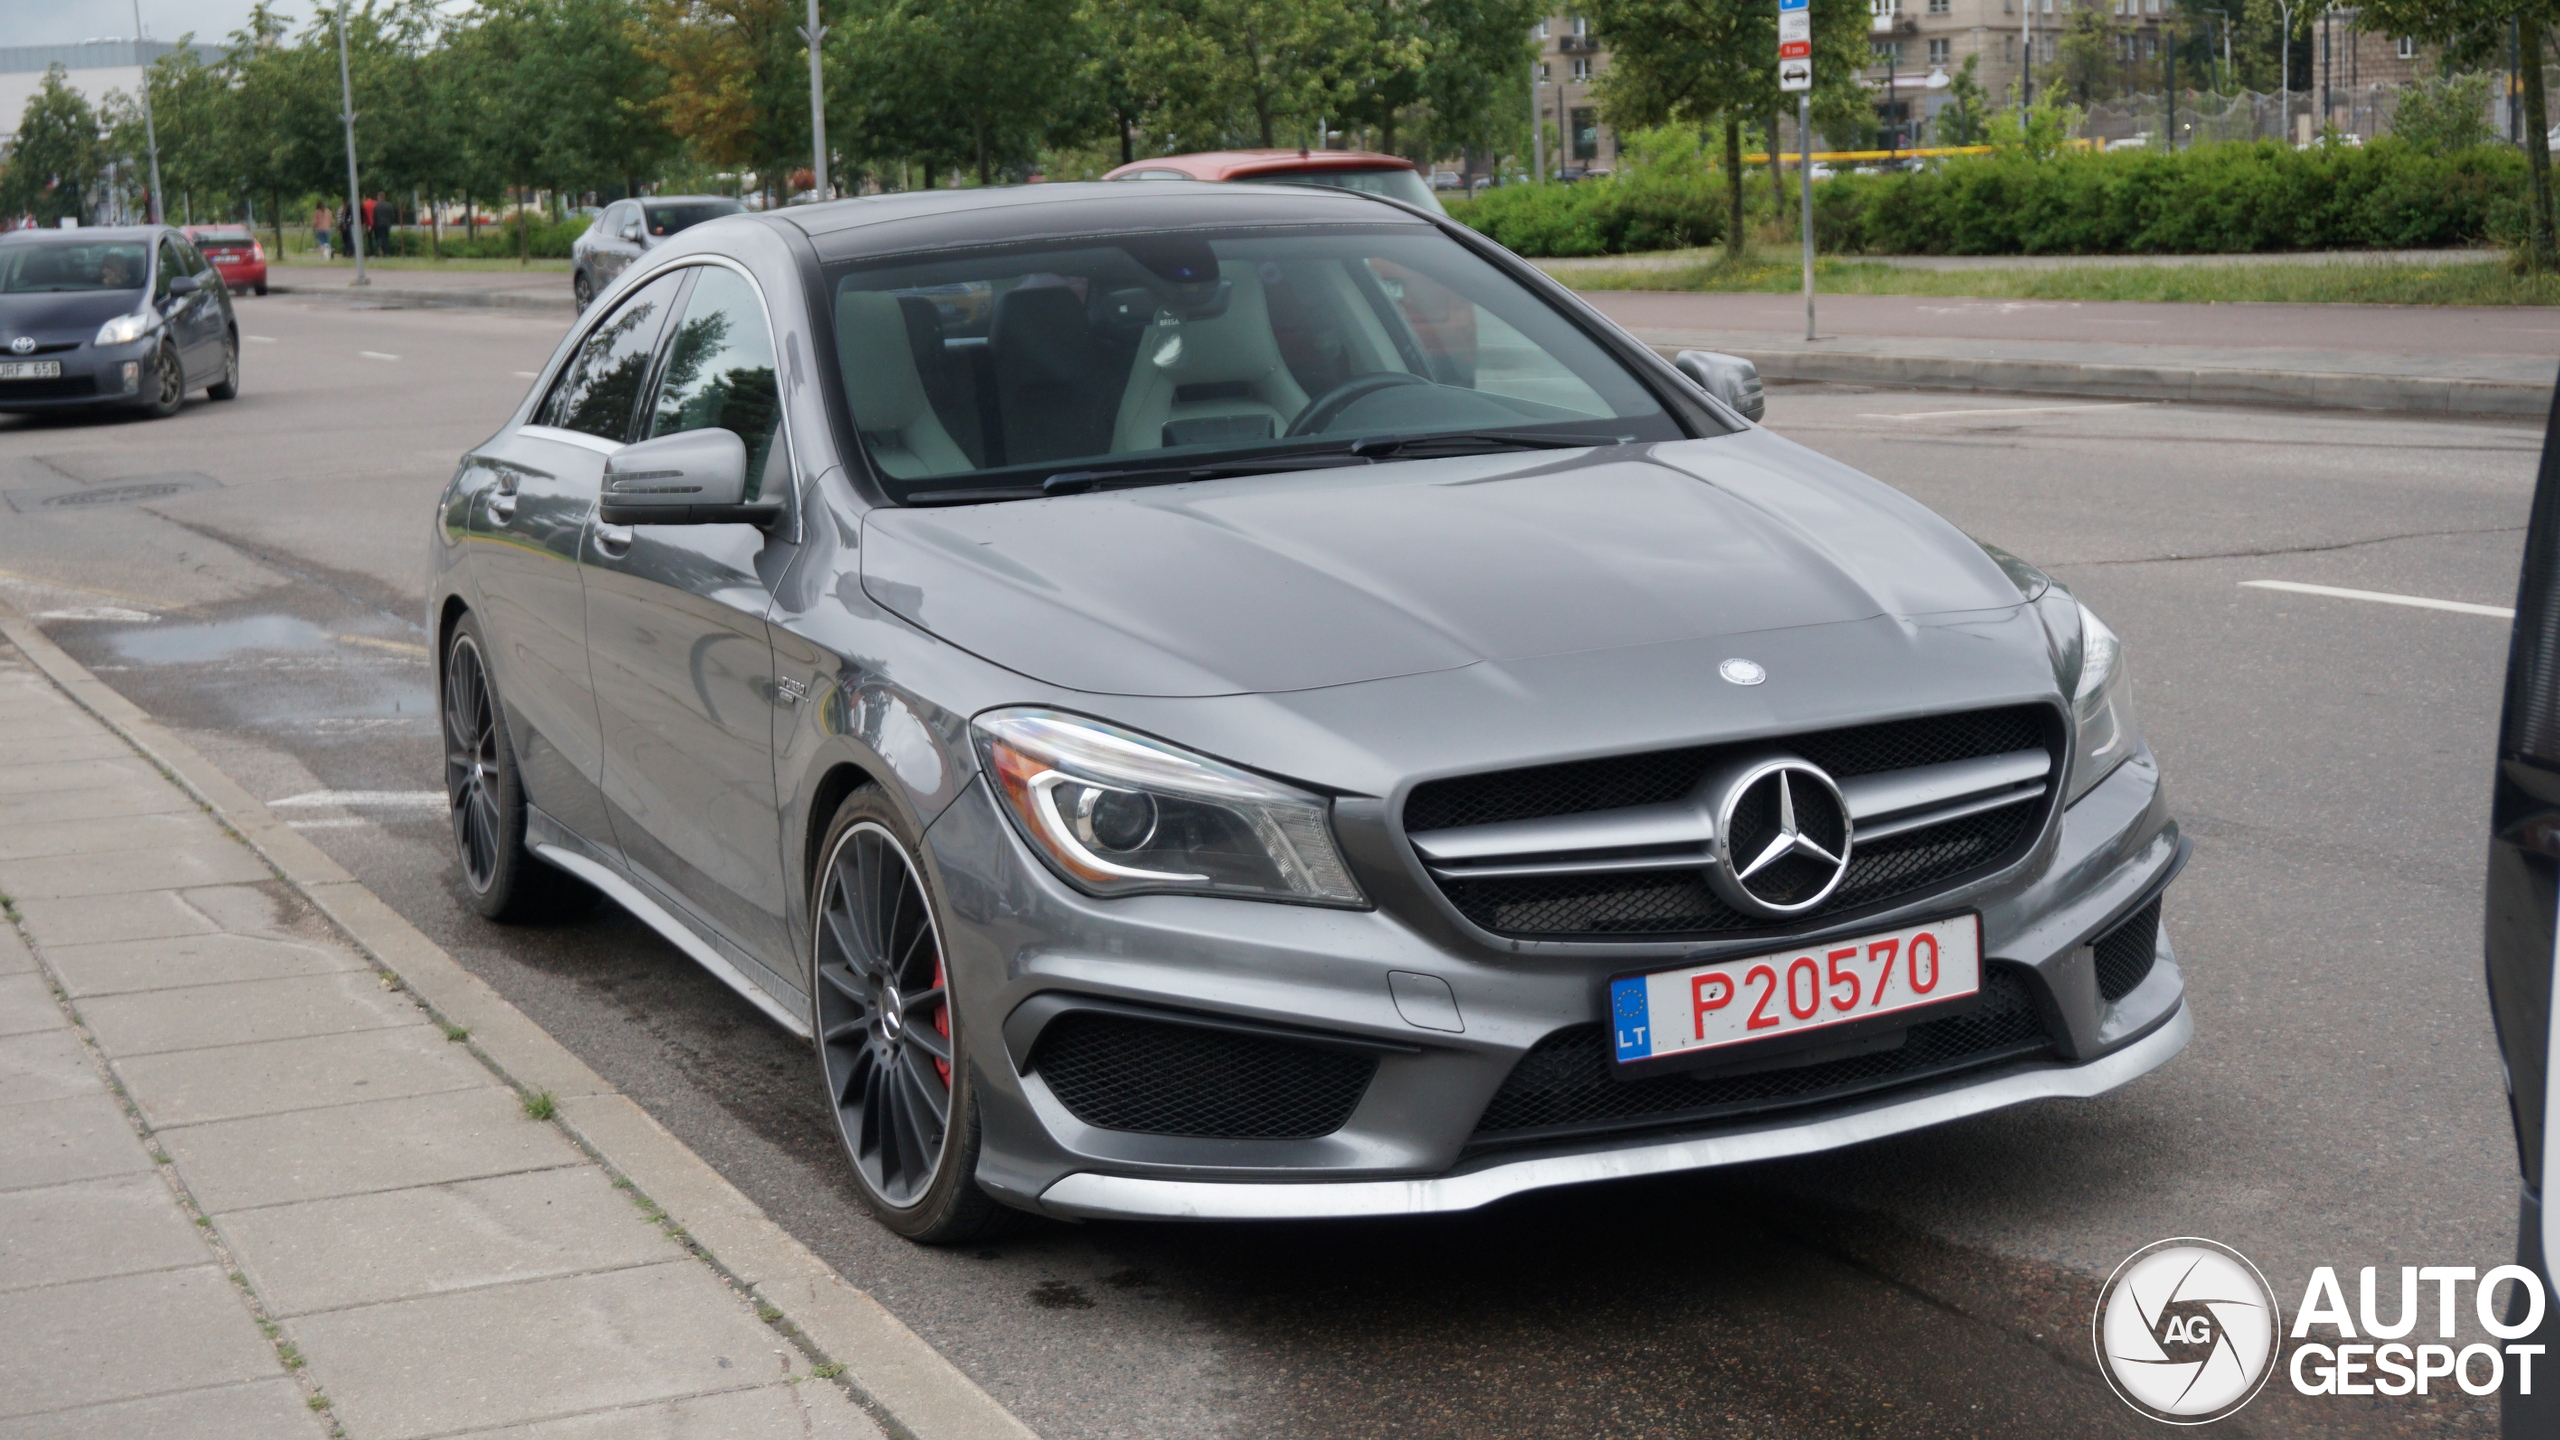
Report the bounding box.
[926,744,2187,1220]
[0,340,151,411]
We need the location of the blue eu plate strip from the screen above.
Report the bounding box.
[1610,976,1652,1062]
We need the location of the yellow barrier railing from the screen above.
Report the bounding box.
[1738,145,1995,163]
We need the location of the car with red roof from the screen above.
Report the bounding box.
[1103,150,1445,213]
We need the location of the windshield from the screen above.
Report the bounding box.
[0,240,148,293]
[827,224,1689,502]
[644,200,744,238]
[1255,167,1445,214]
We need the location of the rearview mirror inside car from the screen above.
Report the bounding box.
[598,429,779,526]
[1674,350,1765,423]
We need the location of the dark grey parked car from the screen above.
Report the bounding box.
[569,195,746,311]
[430,183,2187,1242]
[0,225,239,417]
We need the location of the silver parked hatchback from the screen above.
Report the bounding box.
[430,183,2186,1242]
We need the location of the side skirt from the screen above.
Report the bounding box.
[528,836,812,1042]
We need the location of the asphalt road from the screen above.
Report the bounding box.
[0,295,2534,1438]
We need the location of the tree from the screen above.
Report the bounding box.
[636,0,809,204]
[832,0,1084,185]
[1585,0,1872,260]
[1935,52,1991,146]
[2356,0,2560,265]
[1,68,103,225]
[2052,2,2113,106]
[2390,72,2500,152]
[1119,0,1391,150]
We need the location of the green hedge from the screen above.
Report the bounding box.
[1446,172,1724,257]
[1454,139,2527,258]
[386,214,589,260]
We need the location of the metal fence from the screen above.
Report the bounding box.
[2070,71,2526,149]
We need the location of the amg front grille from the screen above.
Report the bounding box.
[1030,1012,1376,1139]
[1406,706,2058,941]
[2093,897,2162,1002]
[1471,965,2052,1145]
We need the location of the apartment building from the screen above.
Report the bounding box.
[1534,13,1616,176]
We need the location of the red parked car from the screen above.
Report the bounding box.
[182,226,267,296]
[1102,149,1445,213]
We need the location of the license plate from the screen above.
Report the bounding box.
[1609,913,1982,1066]
[0,361,61,381]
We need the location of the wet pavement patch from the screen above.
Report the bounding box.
[111,614,334,664]
[4,473,218,513]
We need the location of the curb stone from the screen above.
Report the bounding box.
[0,599,1040,1440]
[266,281,576,315]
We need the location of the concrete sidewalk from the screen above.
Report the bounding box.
[0,618,1032,1438]
[264,264,575,316]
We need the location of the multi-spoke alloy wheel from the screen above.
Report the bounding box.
[443,633,503,895]
[816,820,955,1211]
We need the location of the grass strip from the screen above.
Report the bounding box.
[1556,256,2560,306]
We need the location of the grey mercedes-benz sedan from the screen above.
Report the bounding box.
[430,182,2186,1242]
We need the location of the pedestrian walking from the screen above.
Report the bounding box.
[370,195,392,256]
[313,203,332,261]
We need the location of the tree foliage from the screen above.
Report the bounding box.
[0,68,101,225]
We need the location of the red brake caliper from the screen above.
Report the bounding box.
[932,950,951,1087]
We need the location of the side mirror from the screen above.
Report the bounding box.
[620,220,643,243]
[598,429,778,526]
[166,274,201,299]
[1674,349,1764,423]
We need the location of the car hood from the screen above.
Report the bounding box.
[0,290,146,342]
[859,432,2030,698]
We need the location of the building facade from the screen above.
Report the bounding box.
[1535,13,1618,176]
[0,40,205,148]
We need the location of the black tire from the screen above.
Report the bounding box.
[254,283,268,297]
[812,787,1012,1243]
[206,334,239,401]
[573,270,595,312]
[136,341,182,418]
[441,614,593,922]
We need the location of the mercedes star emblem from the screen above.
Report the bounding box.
[1706,757,1853,917]
[1719,658,1766,686]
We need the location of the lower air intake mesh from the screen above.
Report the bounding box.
[1471,966,2051,1145]
[2092,898,2162,1002]
[1031,1012,1376,1140]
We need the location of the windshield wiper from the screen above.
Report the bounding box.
[1346,430,1633,459]
[1039,453,1372,496]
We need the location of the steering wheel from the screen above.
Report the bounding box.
[1286,371,1434,437]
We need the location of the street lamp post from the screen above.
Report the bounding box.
[334,1,367,286]
[800,0,829,200]
[129,0,163,224]
[1530,60,1546,184]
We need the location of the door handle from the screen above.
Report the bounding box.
[593,523,634,557]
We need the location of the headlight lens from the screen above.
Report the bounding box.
[94,311,154,346]
[2063,601,2137,804]
[972,709,1366,906]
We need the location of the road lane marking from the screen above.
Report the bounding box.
[360,351,400,360]
[268,790,446,810]
[1863,402,2155,421]
[514,371,539,378]
[331,632,429,656]
[2240,579,2514,619]
[38,606,154,623]
[285,818,370,830]
[246,335,276,343]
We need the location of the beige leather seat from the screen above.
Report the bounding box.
[836,290,972,479]
[1110,279,1311,453]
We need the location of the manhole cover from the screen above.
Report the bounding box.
[6,473,216,513]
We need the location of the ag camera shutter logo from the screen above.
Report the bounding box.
[2094,1238,2281,1423]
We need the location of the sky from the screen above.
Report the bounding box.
[6,1,290,48]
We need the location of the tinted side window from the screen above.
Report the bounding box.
[647,267,783,498]
[536,270,686,440]
[180,240,211,277]
[154,238,183,300]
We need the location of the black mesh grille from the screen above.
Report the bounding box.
[1471,966,2051,1145]
[2093,898,2161,1002]
[1408,707,2053,941]
[1031,1013,1376,1139]
[1433,796,2040,940]
[1406,706,2048,834]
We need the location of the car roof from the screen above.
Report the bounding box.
[638,195,744,206]
[0,225,166,242]
[1103,150,1421,182]
[777,180,1431,262]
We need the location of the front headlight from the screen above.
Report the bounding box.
[2058,600,2137,804]
[973,709,1366,906]
[94,311,155,346]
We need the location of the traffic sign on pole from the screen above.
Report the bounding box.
[1779,58,1811,91]
[1778,0,1810,91]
